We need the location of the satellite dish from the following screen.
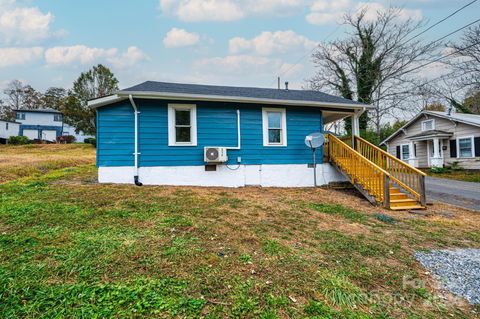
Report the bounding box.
[304,132,324,187]
[305,132,324,149]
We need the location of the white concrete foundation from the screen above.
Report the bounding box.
[98,164,347,187]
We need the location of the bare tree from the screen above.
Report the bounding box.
[450,24,480,90]
[309,7,436,135]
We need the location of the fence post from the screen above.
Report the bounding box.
[419,174,426,206]
[383,174,390,209]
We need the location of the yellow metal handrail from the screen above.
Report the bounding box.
[353,135,426,205]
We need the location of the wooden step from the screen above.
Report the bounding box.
[389,198,419,208]
[390,193,408,200]
[389,187,401,194]
[390,198,421,209]
[390,205,425,211]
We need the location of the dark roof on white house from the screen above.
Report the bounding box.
[120,81,368,107]
[14,108,62,114]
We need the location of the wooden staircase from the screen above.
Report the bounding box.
[325,134,426,210]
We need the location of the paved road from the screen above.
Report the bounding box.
[426,176,480,212]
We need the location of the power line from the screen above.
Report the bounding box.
[400,0,478,45]
[270,0,373,87]
[274,0,479,87]
[398,40,480,77]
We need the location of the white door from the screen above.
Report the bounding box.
[23,129,38,140]
[41,130,57,141]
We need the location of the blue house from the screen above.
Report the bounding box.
[14,108,93,142]
[89,81,369,187]
[15,108,64,141]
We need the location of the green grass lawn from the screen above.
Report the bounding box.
[1,146,480,318]
[428,169,480,183]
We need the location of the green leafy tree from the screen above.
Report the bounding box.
[43,87,67,110]
[63,64,119,135]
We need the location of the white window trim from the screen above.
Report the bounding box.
[456,135,475,158]
[262,107,287,147]
[400,143,410,160]
[168,104,197,146]
[421,119,435,131]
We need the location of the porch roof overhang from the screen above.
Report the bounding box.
[406,130,453,141]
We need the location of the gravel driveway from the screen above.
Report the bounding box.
[416,249,480,304]
[426,176,480,212]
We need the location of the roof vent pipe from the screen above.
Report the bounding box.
[285,81,289,91]
[447,106,453,116]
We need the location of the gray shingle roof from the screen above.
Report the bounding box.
[120,81,367,107]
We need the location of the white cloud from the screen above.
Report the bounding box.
[44,45,148,67]
[0,0,55,44]
[163,28,200,48]
[229,30,316,56]
[108,46,149,68]
[45,45,118,65]
[306,0,422,25]
[0,47,43,68]
[159,0,304,22]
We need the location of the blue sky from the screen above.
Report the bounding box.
[0,0,478,94]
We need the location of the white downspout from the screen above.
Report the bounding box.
[226,109,241,150]
[128,94,142,186]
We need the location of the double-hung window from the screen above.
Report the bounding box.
[457,136,474,158]
[16,112,25,120]
[401,144,410,160]
[262,108,287,146]
[53,114,62,122]
[168,104,197,146]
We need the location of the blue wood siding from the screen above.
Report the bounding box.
[97,99,323,167]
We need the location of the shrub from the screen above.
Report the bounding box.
[430,166,449,174]
[57,135,76,144]
[448,161,463,171]
[84,138,96,148]
[7,136,30,145]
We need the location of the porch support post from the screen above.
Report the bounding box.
[408,141,416,167]
[351,111,360,149]
[431,138,443,167]
[433,138,440,158]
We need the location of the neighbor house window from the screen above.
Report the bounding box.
[6,123,8,130]
[262,108,287,146]
[54,114,62,122]
[457,136,474,158]
[16,112,25,120]
[421,119,434,131]
[168,104,197,146]
[401,144,410,160]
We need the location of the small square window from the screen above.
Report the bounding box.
[16,112,25,120]
[421,119,434,131]
[263,108,287,146]
[54,114,62,122]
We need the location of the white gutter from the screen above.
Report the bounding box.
[128,95,142,186]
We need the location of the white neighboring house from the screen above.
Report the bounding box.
[14,108,92,142]
[380,109,480,169]
[0,120,20,144]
